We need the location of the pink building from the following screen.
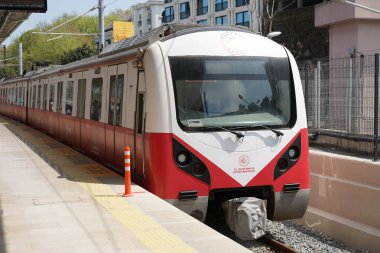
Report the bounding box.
[315,0,380,58]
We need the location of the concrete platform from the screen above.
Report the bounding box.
[0,115,250,253]
[296,148,380,253]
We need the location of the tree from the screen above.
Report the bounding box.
[60,44,96,65]
[4,9,132,72]
[0,67,17,79]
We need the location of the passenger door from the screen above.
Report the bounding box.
[74,72,86,152]
[134,70,146,178]
[105,64,126,171]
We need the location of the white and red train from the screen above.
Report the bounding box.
[0,25,309,221]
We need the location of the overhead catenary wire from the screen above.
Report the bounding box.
[47,0,119,33]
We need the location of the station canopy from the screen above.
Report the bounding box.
[0,0,47,44]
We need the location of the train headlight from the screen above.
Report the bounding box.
[176,151,191,166]
[277,158,288,171]
[193,163,206,177]
[288,146,299,160]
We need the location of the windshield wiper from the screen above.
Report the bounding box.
[255,125,284,137]
[204,125,245,140]
[233,124,284,137]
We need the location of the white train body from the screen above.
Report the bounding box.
[0,25,309,222]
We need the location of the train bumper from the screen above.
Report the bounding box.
[269,189,310,220]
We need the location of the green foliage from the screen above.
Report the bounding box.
[5,9,131,72]
[0,66,17,79]
[60,44,96,65]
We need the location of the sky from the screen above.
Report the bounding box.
[4,0,146,46]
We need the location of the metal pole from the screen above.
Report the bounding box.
[348,57,353,132]
[317,61,321,129]
[374,53,379,161]
[3,45,6,66]
[98,0,105,51]
[18,43,23,76]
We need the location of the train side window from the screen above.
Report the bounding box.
[49,84,55,111]
[77,79,86,119]
[136,92,145,134]
[65,81,74,115]
[57,81,63,113]
[31,86,36,108]
[37,85,42,109]
[17,87,22,105]
[90,78,103,121]
[108,74,124,126]
[42,84,47,110]
[12,87,16,104]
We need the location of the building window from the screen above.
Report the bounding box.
[236,11,249,27]
[215,0,228,12]
[197,0,208,16]
[164,0,173,3]
[197,19,208,24]
[180,2,190,20]
[236,0,249,7]
[163,6,174,23]
[215,15,227,25]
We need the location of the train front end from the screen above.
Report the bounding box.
[158,27,309,221]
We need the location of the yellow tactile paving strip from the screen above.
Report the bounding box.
[0,116,197,253]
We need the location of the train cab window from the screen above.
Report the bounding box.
[90,78,103,121]
[57,81,63,113]
[65,81,74,115]
[170,56,294,130]
[108,74,124,126]
[77,79,86,119]
[42,84,47,110]
[49,84,55,111]
[37,85,42,109]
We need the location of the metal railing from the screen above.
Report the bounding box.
[298,53,380,160]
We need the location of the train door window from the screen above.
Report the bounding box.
[77,79,86,118]
[42,84,47,110]
[37,85,42,109]
[136,92,145,134]
[17,87,22,105]
[12,87,16,104]
[90,78,103,121]
[57,81,63,113]
[31,86,36,108]
[49,84,55,111]
[108,74,124,126]
[65,81,74,115]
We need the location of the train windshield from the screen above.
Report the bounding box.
[169,56,294,130]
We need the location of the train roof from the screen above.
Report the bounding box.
[1,24,256,84]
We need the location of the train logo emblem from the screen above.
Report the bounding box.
[239,155,250,167]
[220,32,248,56]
